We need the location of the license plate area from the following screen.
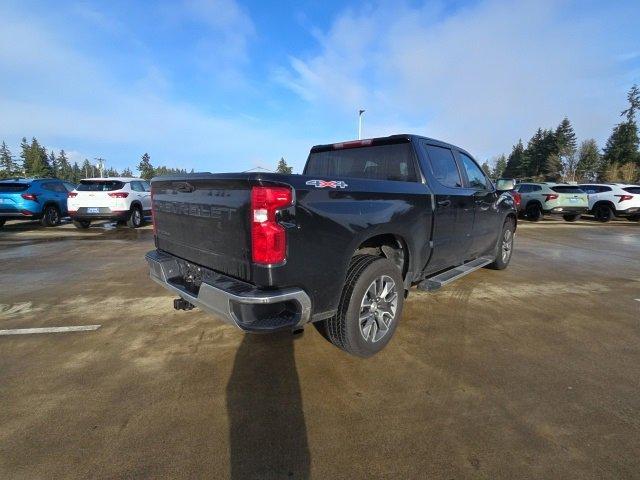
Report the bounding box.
[87,207,100,214]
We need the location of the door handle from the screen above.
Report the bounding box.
[437,200,451,207]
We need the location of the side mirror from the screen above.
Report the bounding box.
[496,178,515,191]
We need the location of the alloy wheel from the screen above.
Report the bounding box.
[359,275,398,343]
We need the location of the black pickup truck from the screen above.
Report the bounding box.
[146,134,517,357]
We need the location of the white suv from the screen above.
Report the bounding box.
[67,177,152,229]
[578,183,640,222]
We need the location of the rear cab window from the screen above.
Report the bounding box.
[0,182,30,192]
[77,180,125,191]
[304,143,418,182]
[550,186,585,194]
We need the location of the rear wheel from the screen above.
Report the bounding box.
[525,203,543,221]
[594,204,614,222]
[41,205,61,227]
[563,214,580,222]
[126,206,143,228]
[320,255,404,357]
[487,218,515,270]
[72,219,91,229]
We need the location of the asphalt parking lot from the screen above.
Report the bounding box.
[1,218,639,479]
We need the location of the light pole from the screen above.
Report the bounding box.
[358,109,365,140]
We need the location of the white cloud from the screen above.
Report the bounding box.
[0,3,312,172]
[277,0,640,159]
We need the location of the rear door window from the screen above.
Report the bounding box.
[304,143,418,182]
[77,180,125,191]
[424,144,462,188]
[131,181,144,192]
[459,152,490,190]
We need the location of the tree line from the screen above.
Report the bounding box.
[481,85,640,183]
[0,138,188,182]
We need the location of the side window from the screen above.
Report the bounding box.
[63,182,76,192]
[531,185,542,192]
[459,152,489,190]
[40,182,54,192]
[600,186,611,193]
[142,181,151,192]
[52,182,67,193]
[131,181,144,192]
[424,144,462,188]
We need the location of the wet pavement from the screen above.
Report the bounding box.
[1,218,639,479]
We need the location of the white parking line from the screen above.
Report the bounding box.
[0,325,101,336]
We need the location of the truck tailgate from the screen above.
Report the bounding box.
[152,176,252,281]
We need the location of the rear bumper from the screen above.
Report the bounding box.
[145,250,311,332]
[69,210,130,221]
[545,206,588,215]
[616,207,640,216]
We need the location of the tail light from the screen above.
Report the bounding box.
[544,194,559,202]
[108,192,129,198]
[150,187,157,236]
[251,186,292,264]
[615,194,633,203]
[21,193,37,201]
[512,191,521,208]
[68,192,78,198]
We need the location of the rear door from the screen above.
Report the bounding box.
[456,151,501,256]
[130,181,151,211]
[419,141,475,272]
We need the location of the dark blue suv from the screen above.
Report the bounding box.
[0,178,77,228]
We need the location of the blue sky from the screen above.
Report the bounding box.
[1,0,639,174]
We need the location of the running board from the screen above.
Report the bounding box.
[417,256,493,292]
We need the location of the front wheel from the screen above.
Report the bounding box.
[487,218,515,270]
[321,255,404,357]
[563,214,580,222]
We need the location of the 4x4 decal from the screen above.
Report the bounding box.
[305,179,348,189]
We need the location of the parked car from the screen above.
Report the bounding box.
[145,134,517,357]
[67,177,151,229]
[497,178,521,212]
[578,183,640,222]
[0,178,76,228]
[515,182,588,221]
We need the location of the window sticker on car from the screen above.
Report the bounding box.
[305,179,348,189]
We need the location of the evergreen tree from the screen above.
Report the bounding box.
[555,117,577,158]
[105,167,120,177]
[81,159,93,178]
[276,157,293,174]
[0,142,17,178]
[480,161,491,177]
[576,139,600,181]
[49,150,58,178]
[72,162,82,183]
[138,153,154,180]
[57,150,72,181]
[19,137,29,175]
[602,85,640,167]
[24,138,51,178]
[492,154,507,178]
[503,140,527,178]
[122,167,133,177]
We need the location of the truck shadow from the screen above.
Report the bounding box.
[226,332,310,479]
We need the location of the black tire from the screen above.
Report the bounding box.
[321,255,404,357]
[72,219,91,229]
[594,204,614,223]
[525,203,543,221]
[126,205,143,228]
[40,204,61,227]
[487,218,515,270]
[563,214,580,222]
